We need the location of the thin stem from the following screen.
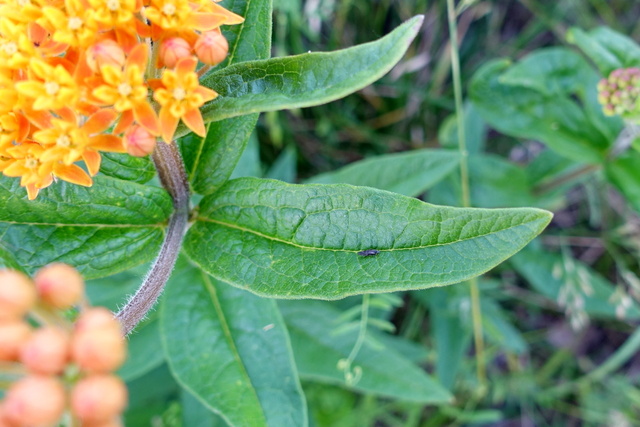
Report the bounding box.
[446,0,486,386]
[338,294,370,386]
[115,142,190,335]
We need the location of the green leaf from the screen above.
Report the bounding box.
[306,149,460,198]
[181,115,259,195]
[605,150,640,214]
[160,261,307,427]
[429,154,534,209]
[0,175,171,279]
[265,145,297,183]
[185,177,552,299]
[178,0,272,193]
[118,320,165,382]
[511,246,640,320]
[99,152,155,184]
[413,288,470,390]
[189,16,424,128]
[469,58,614,163]
[438,102,487,155]
[181,390,229,427]
[124,364,179,427]
[567,26,640,76]
[0,243,25,272]
[279,300,452,403]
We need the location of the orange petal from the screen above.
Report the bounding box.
[57,107,76,123]
[181,108,206,137]
[210,2,245,24]
[16,113,30,142]
[90,134,125,152]
[53,163,92,186]
[114,110,134,134]
[26,184,40,200]
[175,57,197,77]
[84,109,118,134]
[82,149,101,175]
[159,107,179,143]
[195,86,218,103]
[133,102,160,136]
[126,43,148,70]
[188,13,227,32]
[23,108,52,129]
[147,78,163,91]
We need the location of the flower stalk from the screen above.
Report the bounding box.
[115,142,190,335]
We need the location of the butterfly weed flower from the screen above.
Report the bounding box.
[0,0,243,199]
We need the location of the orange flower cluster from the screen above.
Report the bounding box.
[0,264,128,426]
[0,0,243,199]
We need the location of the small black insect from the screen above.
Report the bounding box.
[357,249,380,257]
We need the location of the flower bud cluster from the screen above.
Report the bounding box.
[0,264,128,426]
[597,68,640,120]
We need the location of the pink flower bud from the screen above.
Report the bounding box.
[3,376,66,426]
[0,269,36,321]
[194,30,229,66]
[124,125,157,157]
[0,321,32,361]
[71,375,128,423]
[34,263,84,309]
[20,327,70,375]
[74,307,121,334]
[159,38,192,69]
[86,40,126,73]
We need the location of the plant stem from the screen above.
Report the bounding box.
[115,142,190,335]
[446,0,486,386]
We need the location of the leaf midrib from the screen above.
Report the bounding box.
[194,215,540,252]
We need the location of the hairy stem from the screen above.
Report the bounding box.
[116,142,190,335]
[447,0,486,386]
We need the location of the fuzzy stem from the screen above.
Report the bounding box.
[115,142,190,335]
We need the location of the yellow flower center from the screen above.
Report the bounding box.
[68,17,84,30]
[162,3,176,15]
[56,135,72,147]
[172,87,186,101]
[24,158,38,168]
[107,0,120,10]
[44,81,60,95]
[118,83,132,96]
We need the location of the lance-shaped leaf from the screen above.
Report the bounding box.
[305,149,460,197]
[179,0,272,194]
[0,176,171,279]
[184,178,552,299]
[160,261,307,427]
[279,300,452,403]
[180,15,423,131]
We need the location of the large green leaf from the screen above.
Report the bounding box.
[305,149,460,198]
[184,178,552,299]
[0,176,171,279]
[179,0,271,194]
[99,152,155,184]
[186,16,423,130]
[469,57,615,164]
[0,243,25,272]
[279,300,452,403]
[567,26,640,76]
[160,261,307,427]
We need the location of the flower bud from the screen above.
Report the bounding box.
[72,327,126,373]
[0,321,32,361]
[86,40,126,73]
[82,419,124,427]
[20,327,70,375]
[159,38,192,69]
[34,263,84,309]
[0,269,36,321]
[194,30,228,66]
[124,125,157,157]
[3,376,66,426]
[71,375,127,423]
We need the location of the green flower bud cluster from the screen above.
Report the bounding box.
[597,68,640,120]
